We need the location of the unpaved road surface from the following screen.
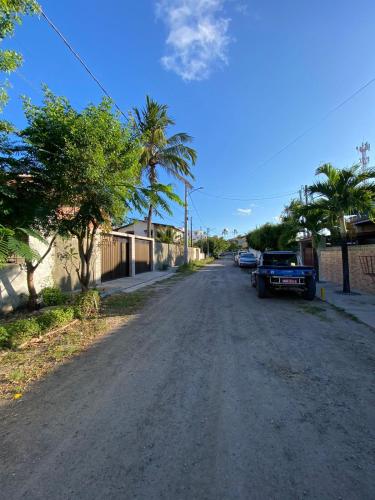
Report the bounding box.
[1,260,375,499]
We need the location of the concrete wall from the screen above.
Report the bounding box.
[0,236,55,313]
[154,242,204,269]
[52,235,101,292]
[1,232,196,312]
[319,244,375,294]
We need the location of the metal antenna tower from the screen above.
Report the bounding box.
[356,141,370,173]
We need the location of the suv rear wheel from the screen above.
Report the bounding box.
[257,275,268,298]
[303,278,316,300]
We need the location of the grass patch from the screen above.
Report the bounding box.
[177,258,215,275]
[102,291,149,316]
[298,303,330,322]
[0,273,199,401]
[330,304,361,324]
[0,290,152,401]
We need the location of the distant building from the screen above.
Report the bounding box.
[227,236,248,249]
[116,219,184,241]
[354,216,375,245]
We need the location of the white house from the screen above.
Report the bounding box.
[116,219,184,241]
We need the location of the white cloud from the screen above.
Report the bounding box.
[236,208,252,216]
[156,0,231,81]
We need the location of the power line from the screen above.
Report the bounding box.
[197,190,299,202]
[189,193,206,227]
[40,7,128,120]
[254,76,375,171]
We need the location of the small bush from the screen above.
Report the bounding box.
[74,290,101,319]
[37,307,75,331]
[0,325,11,349]
[40,287,67,306]
[6,318,42,347]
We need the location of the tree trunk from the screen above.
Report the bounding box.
[146,204,153,238]
[77,237,90,292]
[26,262,38,311]
[341,238,351,294]
[76,226,98,292]
[25,234,57,310]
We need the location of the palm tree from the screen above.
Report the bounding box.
[0,225,41,267]
[156,227,178,244]
[309,163,375,293]
[222,228,229,239]
[133,96,197,237]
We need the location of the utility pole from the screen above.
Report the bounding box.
[299,185,309,205]
[356,141,370,174]
[304,185,309,205]
[184,181,189,264]
[184,185,203,263]
[190,216,193,247]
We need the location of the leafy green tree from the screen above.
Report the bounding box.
[246,222,299,252]
[308,163,375,293]
[0,225,41,266]
[227,241,241,252]
[0,132,66,308]
[133,96,197,237]
[196,236,229,258]
[283,199,328,280]
[0,1,39,116]
[22,89,142,292]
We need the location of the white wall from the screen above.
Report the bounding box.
[0,237,55,313]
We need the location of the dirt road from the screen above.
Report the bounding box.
[1,260,374,499]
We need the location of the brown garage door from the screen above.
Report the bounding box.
[135,239,151,274]
[101,235,130,282]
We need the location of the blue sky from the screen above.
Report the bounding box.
[4,0,375,237]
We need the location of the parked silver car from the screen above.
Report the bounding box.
[234,250,248,265]
[238,252,257,268]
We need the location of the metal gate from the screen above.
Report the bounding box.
[135,239,151,274]
[303,247,314,266]
[101,235,130,282]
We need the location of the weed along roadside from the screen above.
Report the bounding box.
[0,261,214,402]
[0,288,148,401]
[176,258,215,275]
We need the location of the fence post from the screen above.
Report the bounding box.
[150,238,155,271]
[129,236,136,277]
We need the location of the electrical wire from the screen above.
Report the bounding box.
[40,8,128,120]
[196,190,299,202]
[189,192,206,228]
[253,76,375,171]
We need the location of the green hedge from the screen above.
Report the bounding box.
[37,307,75,332]
[74,290,100,319]
[0,290,101,350]
[0,325,11,349]
[1,306,76,350]
[5,318,42,347]
[40,287,68,306]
